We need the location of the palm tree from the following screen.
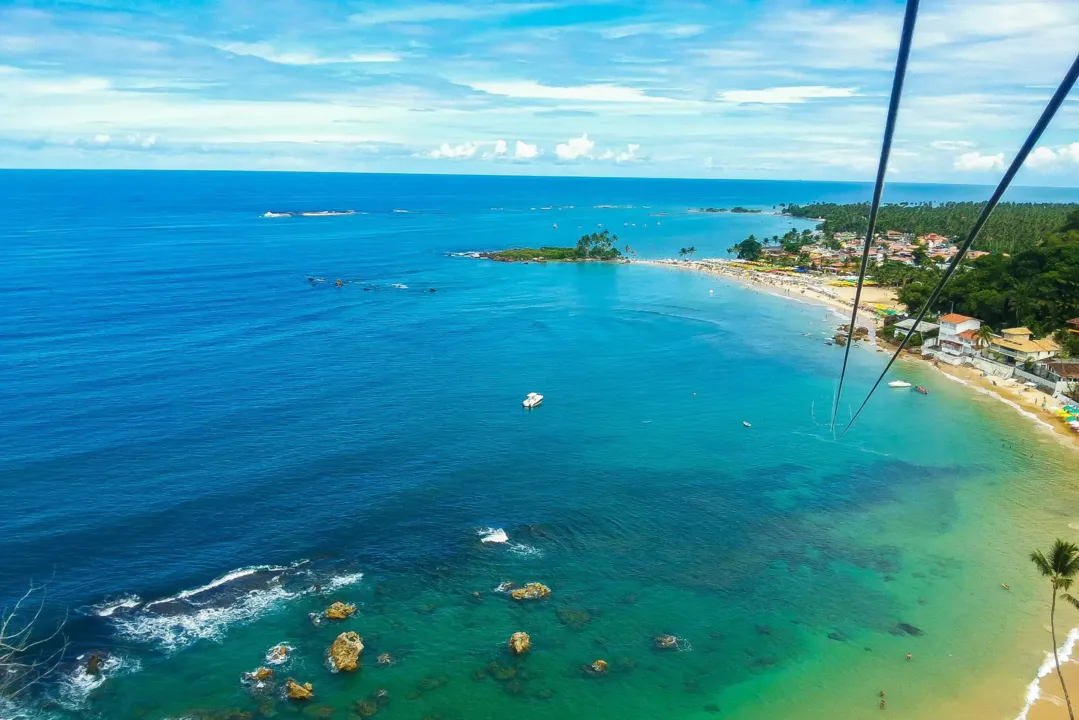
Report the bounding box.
[976,325,995,355]
[687,246,696,260]
[679,247,687,260]
[1030,540,1079,720]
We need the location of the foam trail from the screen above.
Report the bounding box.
[478,528,508,544]
[322,572,364,591]
[57,654,142,710]
[1016,627,1079,720]
[144,564,292,609]
[91,594,142,617]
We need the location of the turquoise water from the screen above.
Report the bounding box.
[3,172,1079,720]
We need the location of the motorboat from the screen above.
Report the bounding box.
[888,380,912,388]
[522,392,543,409]
[742,421,752,428]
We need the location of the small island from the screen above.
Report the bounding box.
[691,207,728,213]
[479,229,625,262]
[729,206,761,214]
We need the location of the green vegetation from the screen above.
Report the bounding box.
[899,214,1079,335]
[729,206,761,214]
[692,207,728,213]
[1029,539,1079,720]
[486,230,623,262]
[787,201,1079,252]
[678,246,697,260]
[728,235,762,261]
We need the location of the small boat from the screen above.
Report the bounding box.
[742,421,752,428]
[522,392,543,409]
[888,381,912,388]
[914,386,928,395]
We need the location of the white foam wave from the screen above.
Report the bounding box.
[91,594,142,617]
[1016,627,1079,720]
[114,584,296,652]
[507,543,543,558]
[56,654,142,710]
[322,572,364,592]
[265,643,293,666]
[144,564,292,610]
[493,581,514,593]
[392,209,409,213]
[478,528,508,544]
[390,283,409,289]
[263,211,291,218]
[937,373,1057,433]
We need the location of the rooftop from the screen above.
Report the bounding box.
[991,336,1060,354]
[1001,327,1032,336]
[939,313,977,325]
[894,318,939,333]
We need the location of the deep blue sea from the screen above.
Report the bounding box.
[3,171,1079,720]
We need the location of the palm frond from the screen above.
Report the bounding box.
[1061,592,1079,612]
[1031,549,1053,577]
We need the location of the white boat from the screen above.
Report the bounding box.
[522,392,543,409]
[888,381,912,388]
[742,421,752,428]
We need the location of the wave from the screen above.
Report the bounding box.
[594,204,634,209]
[1016,627,1079,720]
[507,543,543,558]
[105,560,362,653]
[263,210,356,218]
[937,373,1057,433]
[56,653,142,711]
[478,527,508,544]
[89,593,142,617]
[392,209,409,213]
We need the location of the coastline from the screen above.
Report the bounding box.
[638,257,1079,455]
[638,255,1079,720]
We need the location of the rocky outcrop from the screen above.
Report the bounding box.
[252,667,274,681]
[285,678,313,700]
[324,602,357,620]
[590,660,608,674]
[508,632,531,655]
[329,631,364,672]
[267,644,290,664]
[654,635,678,650]
[510,582,551,601]
[85,653,102,676]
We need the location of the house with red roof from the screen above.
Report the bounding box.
[1067,317,1079,335]
[935,313,983,364]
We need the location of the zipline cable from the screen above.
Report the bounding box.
[840,50,1079,438]
[830,0,920,432]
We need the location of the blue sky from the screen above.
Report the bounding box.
[3,0,1079,184]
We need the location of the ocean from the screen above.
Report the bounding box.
[2,170,1079,720]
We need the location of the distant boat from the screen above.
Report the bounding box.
[888,381,912,388]
[914,385,928,395]
[522,392,543,409]
[742,421,752,428]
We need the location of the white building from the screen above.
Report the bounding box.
[935,313,982,364]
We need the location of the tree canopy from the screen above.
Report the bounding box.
[787,201,1079,252]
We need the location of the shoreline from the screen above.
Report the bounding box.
[637,257,1079,454]
[637,256,1079,720]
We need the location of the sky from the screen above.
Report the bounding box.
[2,0,1079,184]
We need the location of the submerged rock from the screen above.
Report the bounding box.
[510,582,551,601]
[556,608,591,630]
[654,635,678,650]
[353,699,378,718]
[590,659,608,674]
[891,622,924,637]
[329,631,364,672]
[324,602,356,620]
[301,706,336,719]
[508,632,531,655]
[376,653,394,666]
[417,675,448,692]
[285,679,314,700]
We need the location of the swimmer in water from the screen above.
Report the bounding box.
[905,653,912,661]
[880,699,886,709]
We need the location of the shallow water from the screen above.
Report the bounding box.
[2,171,1079,720]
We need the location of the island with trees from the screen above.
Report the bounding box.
[478,229,624,262]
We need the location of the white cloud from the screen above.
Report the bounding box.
[601,143,641,162]
[514,140,538,159]
[555,133,595,161]
[1059,143,1079,163]
[216,42,399,65]
[930,140,976,151]
[427,141,478,159]
[954,151,1004,171]
[492,139,508,155]
[1025,146,1058,169]
[93,134,110,145]
[600,24,704,39]
[468,80,668,104]
[349,3,555,25]
[718,86,857,105]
